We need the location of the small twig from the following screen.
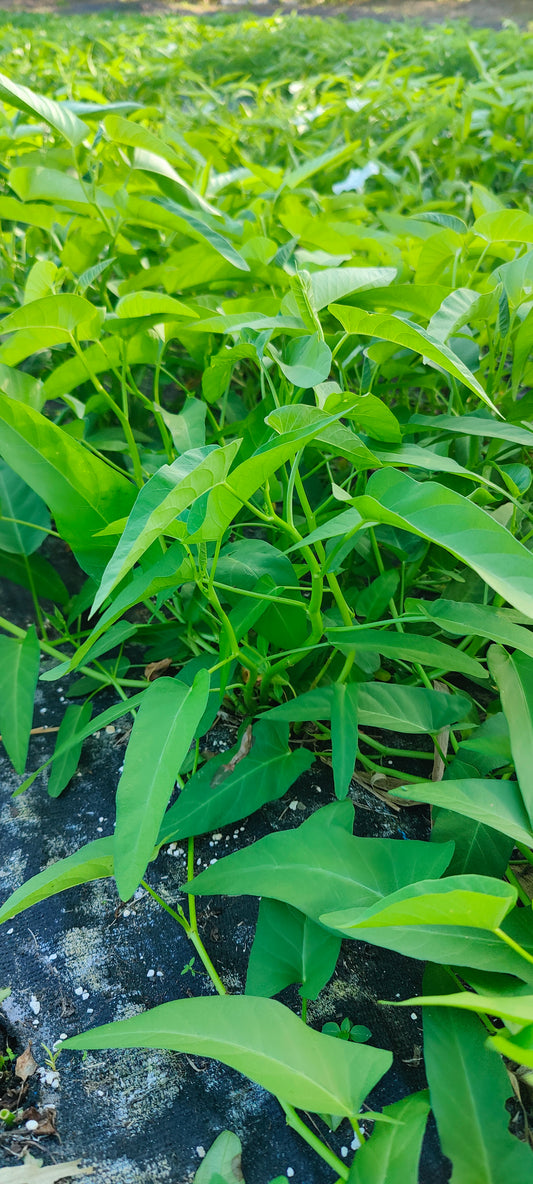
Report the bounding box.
[0,726,60,742]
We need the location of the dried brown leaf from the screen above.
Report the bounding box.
[144,658,172,682]
[15,1046,37,1084]
[0,1154,92,1182]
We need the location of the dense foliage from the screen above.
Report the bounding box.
[2,11,533,1181]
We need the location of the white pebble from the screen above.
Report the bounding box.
[156,971,163,977]
[49,953,57,962]
[96,1090,104,1097]
[289,800,298,811]
[209,858,217,865]
[32,1019,39,1027]
[411,1012,418,1020]
[196,1147,206,1158]
[212,833,222,841]
[39,707,47,715]
[25,1119,39,1131]
[7,928,13,935]
[96,828,103,833]
[287,1171,295,1179]
[123,909,131,918]
[87,1008,94,1014]
[59,1033,68,1041]
[99,817,104,823]
[147,969,155,979]
[29,995,40,1015]
[341,1147,348,1158]
[74,987,83,996]
[81,991,89,1001]
[351,1134,361,1151]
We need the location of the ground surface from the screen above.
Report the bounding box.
[0,0,530,27]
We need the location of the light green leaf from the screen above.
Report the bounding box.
[322,875,517,934]
[189,800,454,923]
[0,837,114,924]
[160,400,206,453]
[407,598,533,659]
[194,1131,243,1184]
[410,413,533,448]
[474,209,533,243]
[487,1023,533,1068]
[263,683,471,735]
[488,646,533,827]
[330,682,358,799]
[114,672,210,901]
[422,966,532,1184]
[246,899,341,1001]
[354,469,533,619]
[0,294,97,339]
[157,720,313,846]
[0,394,135,578]
[47,701,93,799]
[119,193,249,272]
[329,303,494,407]
[327,627,487,679]
[0,626,40,773]
[92,444,240,612]
[395,989,533,1026]
[0,461,50,555]
[270,335,332,388]
[62,994,392,1117]
[393,779,533,847]
[115,291,198,321]
[308,266,396,311]
[347,1091,430,1184]
[0,71,88,145]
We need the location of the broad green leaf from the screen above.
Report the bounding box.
[47,702,93,799]
[189,800,454,922]
[487,1023,533,1068]
[92,444,240,612]
[160,400,206,453]
[427,287,498,342]
[266,405,379,471]
[0,394,135,578]
[347,1090,430,1184]
[24,260,57,305]
[115,291,198,321]
[330,682,358,799]
[327,627,487,679]
[488,646,533,827]
[329,304,494,407]
[395,778,532,847]
[0,294,97,339]
[322,391,402,444]
[410,413,533,449]
[371,441,484,481]
[0,837,114,924]
[157,720,313,846]
[0,461,50,555]
[354,469,533,619]
[119,193,249,272]
[194,1131,243,1184]
[114,672,210,901]
[0,550,68,605]
[356,571,400,621]
[246,899,341,1001]
[0,626,40,773]
[270,335,332,388]
[322,875,517,934]
[62,994,392,1117]
[474,209,533,243]
[407,598,533,659]
[422,966,532,1184]
[264,683,470,734]
[308,266,396,311]
[0,71,88,145]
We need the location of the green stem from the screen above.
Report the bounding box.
[280,1103,349,1179]
[493,927,533,966]
[505,866,530,907]
[140,880,227,996]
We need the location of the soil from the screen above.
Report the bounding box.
[0,0,530,29]
[0,561,451,1183]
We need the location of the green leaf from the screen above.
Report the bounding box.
[47,702,93,799]
[356,571,400,621]
[115,291,198,321]
[0,394,135,578]
[119,193,249,272]
[393,779,533,848]
[327,627,487,679]
[394,988,533,1027]
[194,1131,243,1184]
[474,209,533,243]
[264,683,471,734]
[407,598,533,659]
[0,626,40,773]
[0,461,50,555]
[0,837,114,924]
[246,899,341,1001]
[41,619,138,682]
[488,646,533,827]
[329,303,494,408]
[347,1090,430,1184]
[354,469,533,619]
[410,413,533,448]
[0,294,98,340]
[189,800,454,923]
[270,335,332,388]
[92,445,240,612]
[322,874,517,934]
[330,682,358,799]
[422,965,533,1184]
[0,71,88,145]
[114,672,210,901]
[0,550,68,605]
[308,266,396,311]
[61,994,392,1117]
[160,400,206,453]
[157,720,313,846]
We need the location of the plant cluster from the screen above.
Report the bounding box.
[1,14,533,1181]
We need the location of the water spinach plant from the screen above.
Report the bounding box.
[2,14,533,1179]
